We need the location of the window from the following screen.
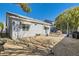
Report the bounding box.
[44,27,49,30]
[18,22,21,29]
[12,21,15,25]
[35,23,37,25]
[12,21,16,30]
[22,24,30,31]
[44,27,49,36]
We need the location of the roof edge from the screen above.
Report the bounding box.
[6,12,51,26]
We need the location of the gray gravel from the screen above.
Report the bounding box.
[52,37,79,56]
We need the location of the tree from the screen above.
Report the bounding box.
[55,7,79,34]
[18,3,31,13]
[0,22,4,37]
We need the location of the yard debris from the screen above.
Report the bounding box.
[0,38,7,52]
[0,34,65,56]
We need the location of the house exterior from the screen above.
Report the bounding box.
[6,12,51,40]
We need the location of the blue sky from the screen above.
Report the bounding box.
[1,3,79,23]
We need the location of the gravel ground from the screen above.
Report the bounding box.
[52,37,79,56]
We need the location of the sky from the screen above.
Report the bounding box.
[1,3,79,23]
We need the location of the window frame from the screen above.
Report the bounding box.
[22,24,30,31]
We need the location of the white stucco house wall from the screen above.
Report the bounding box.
[6,12,51,40]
